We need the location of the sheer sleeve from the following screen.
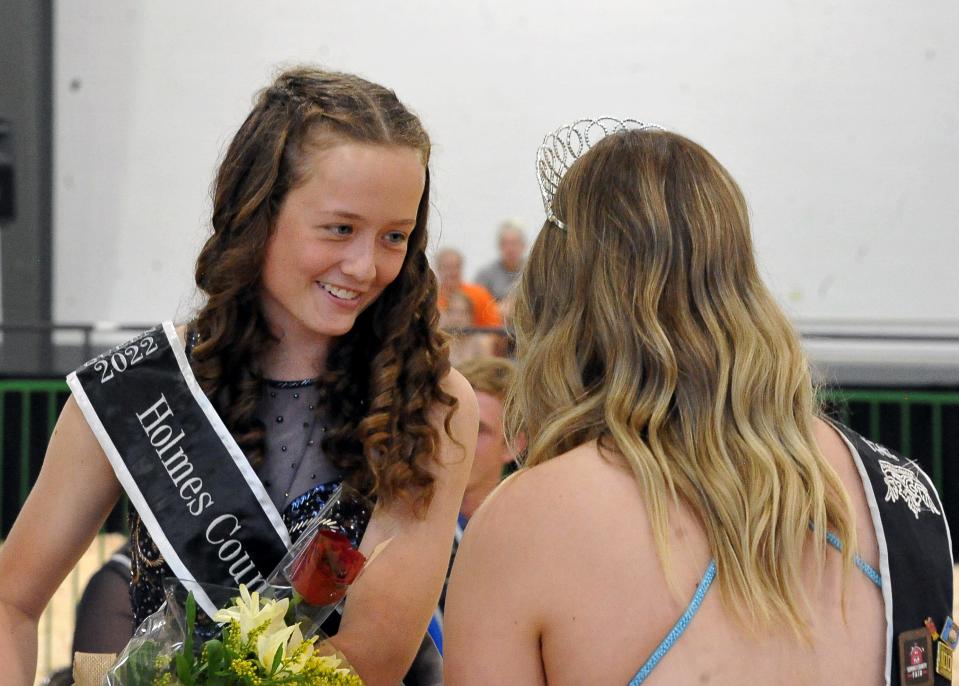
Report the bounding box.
[71,546,135,657]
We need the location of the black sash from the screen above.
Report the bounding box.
[833,423,953,685]
[67,322,292,617]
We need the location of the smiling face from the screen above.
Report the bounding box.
[259,142,426,350]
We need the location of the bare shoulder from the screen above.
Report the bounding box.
[811,415,860,481]
[466,441,631,552]
[438,367,478,415]
[432,367,478,446]
[420,368,478,484]
[812,416,851,456]
[451,440,653,634]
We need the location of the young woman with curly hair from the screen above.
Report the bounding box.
[444,124,951,685]
[0,67,478,686]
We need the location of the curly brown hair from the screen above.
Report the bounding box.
[192,66,455,513]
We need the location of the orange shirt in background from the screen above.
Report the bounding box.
[438,283,503,327]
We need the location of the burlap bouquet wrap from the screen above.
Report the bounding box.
[72,652,117,686]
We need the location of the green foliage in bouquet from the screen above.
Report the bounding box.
[123,586,362,686]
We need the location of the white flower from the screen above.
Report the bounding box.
[212,584,289,642]
[256,622,316,674]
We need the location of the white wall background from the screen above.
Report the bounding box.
[53,0,959,328]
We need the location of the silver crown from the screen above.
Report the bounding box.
[536,117,664,230]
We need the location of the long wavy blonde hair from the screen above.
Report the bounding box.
[506,128,856,633]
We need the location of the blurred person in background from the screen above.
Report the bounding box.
[438,291,495,367]
[474,220,527,310]
[455,357,520,522]
[435,248,502,328]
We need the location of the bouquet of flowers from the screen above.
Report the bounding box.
[76,485,379,686]
[104,584,362,685]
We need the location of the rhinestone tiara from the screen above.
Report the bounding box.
[535,117,664,230]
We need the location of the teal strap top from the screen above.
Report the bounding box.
[628,537,881,685]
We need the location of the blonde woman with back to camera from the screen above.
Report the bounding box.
[444,120,952,685]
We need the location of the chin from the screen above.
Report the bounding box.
[311,318,358,338]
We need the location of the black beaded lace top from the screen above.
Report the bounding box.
[126,329,445,685]
[129,333,346,626]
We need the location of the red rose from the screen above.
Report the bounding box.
[290,529,367,606]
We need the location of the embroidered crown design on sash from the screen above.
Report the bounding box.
[879,460,940,519]
[862,436,900,462]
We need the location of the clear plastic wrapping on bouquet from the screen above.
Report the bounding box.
[104,581,236,685]
[266,483,374,626]
[104,580,363,685]
[103,484,376,685]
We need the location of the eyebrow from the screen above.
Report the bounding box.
[326,209,416,227]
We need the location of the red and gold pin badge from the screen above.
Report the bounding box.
[934,616,957,681]
[935,640,952,681]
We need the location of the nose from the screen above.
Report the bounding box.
[340,234,377,283]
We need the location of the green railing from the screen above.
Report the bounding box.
[0,378,129,538]
[820,388,959,495]
[1,379,956,529]
[0,379,70,537]
[0,380,955,532]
